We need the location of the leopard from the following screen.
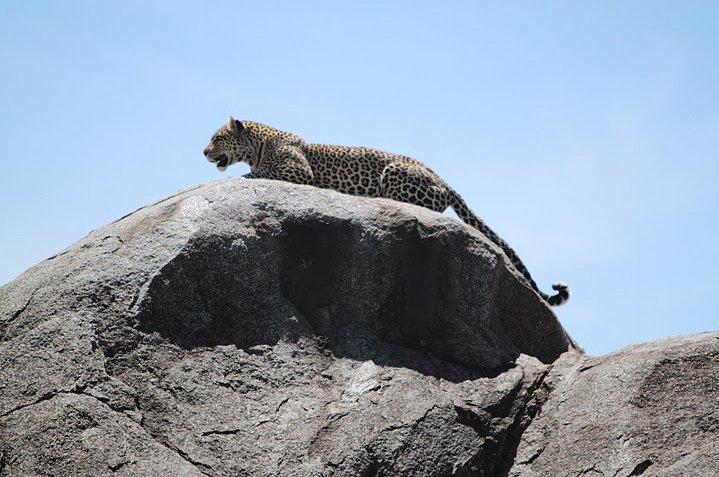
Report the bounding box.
[203,117,570,306]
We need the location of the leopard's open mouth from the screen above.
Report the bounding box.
[215,155,229,169]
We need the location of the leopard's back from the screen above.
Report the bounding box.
[306,144,415,197]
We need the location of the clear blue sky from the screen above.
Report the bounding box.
[2,1,717,355]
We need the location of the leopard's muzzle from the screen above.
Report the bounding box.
[214,154,229,170]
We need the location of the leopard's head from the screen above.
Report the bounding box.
[203,117,256,172]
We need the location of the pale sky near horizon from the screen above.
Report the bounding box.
[1,1,717,356]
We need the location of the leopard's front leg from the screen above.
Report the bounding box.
[251,145,314,185]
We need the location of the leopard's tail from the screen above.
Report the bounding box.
[448,189,570,306]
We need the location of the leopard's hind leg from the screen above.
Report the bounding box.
[379,162,451,213]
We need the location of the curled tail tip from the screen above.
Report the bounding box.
[552,282,569,291]
[547,282,571,306]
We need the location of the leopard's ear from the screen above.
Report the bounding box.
[228,116,245,136]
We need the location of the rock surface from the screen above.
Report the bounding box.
[0,178,570,476]
[509,332,719,477]
[0,178,716,476]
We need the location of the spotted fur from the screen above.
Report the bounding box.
[204,117,570,306]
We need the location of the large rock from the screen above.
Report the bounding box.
[0,178,572,476]
[509,332,719,477]
[3,178,715,476]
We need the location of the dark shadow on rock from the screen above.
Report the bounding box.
[277,216,519,378]
[133,214,537,380]
[133,234,306,351]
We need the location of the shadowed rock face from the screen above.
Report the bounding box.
[1,178,715,476]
